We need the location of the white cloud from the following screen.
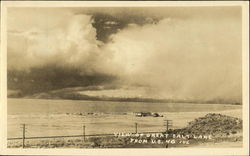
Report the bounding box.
[107,17,242,100]
[8,14,119,75]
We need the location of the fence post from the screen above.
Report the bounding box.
[135,123,138,133]
[83,125,85,141]
[22,124,25,148]
[166,120,169,131]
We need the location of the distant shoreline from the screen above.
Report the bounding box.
[7,97,242,105]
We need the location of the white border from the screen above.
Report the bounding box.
[0,1,249,156]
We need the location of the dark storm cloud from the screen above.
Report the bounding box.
[8,64,116,95]
[90,13,159,42]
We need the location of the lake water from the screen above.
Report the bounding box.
[7,98,241,115]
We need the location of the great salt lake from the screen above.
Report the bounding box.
[7,98,241,114]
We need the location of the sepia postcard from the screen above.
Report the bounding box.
[0,1,249,156]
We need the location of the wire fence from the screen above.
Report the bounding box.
[7,120,173,148]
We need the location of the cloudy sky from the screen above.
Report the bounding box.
[7,7,242,101]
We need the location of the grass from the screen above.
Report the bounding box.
[7,133,243,148]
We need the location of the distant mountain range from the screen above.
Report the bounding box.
[8,86,241,105]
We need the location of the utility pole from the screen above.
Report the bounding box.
[164,120,173,132]
[164,120,172,148]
